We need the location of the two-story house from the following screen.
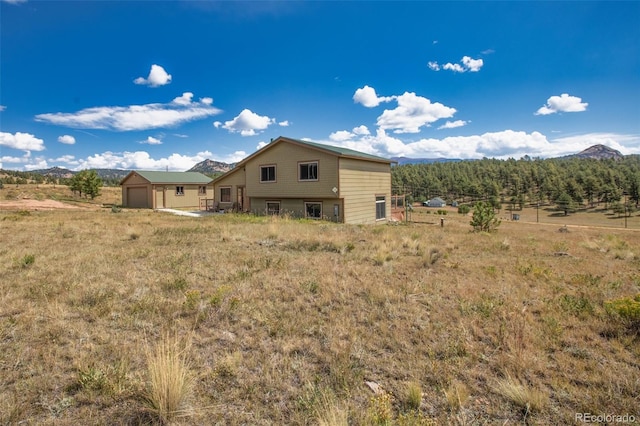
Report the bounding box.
[212,136,394,224]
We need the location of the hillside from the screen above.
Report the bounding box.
[564,144,624,160]
[187,159,235,175]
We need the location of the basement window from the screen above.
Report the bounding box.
[266,201,281,215]
[176,186,185,196]
[305,202,322,219]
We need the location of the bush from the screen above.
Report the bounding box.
[470,201,500,232]
[605,294,640,330]
[458,204,470,215]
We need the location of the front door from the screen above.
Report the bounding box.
[155,187,164,208]
[237,186,245,212]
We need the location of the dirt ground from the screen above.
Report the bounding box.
[0,199,84,210]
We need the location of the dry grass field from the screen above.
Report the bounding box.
[1,186,639,425]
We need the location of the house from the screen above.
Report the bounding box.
[423,197,446,207]
[120,171,213,209]
[212,136,394,224]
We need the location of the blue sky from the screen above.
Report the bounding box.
[1,1,639,171]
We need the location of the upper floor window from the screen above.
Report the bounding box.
[176,186,185,196]
[299,161,318,181]
[260,165,276,183]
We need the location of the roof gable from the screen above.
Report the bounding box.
[121,171,212,185]
[212,136,392,184]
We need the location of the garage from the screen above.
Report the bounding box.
[126,187,149,208]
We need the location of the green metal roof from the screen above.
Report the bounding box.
[283,137,393,163]
[128,171,212,184]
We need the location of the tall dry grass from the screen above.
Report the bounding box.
[0,201,638,424]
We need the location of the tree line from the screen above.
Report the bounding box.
[392,155,640,214]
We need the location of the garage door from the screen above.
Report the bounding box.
[127,187,148,208]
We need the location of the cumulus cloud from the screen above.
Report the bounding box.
[278,120,290,127]
[329,130,354,142]
[353,85,395,107]
[438,120,468,129]
[535,93,588,115]
[0,131,45,151]
[141,136,162,145]
[430,56,484,73]
[352,125,370,136]
[74,150,215,171]
[316,129,632,160]
[134,64,172,87]
[57,134,76,144]
[35,93,221,131]
[218,109,275,136]
[376,92,457,133]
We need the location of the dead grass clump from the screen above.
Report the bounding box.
[143,332,195,423]
[493,373,548,415]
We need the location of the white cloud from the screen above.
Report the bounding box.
[200,97,213,105]
[134,64,172,87]
[1,0,27,4]
[317,129,634,160]
[0,105,6,111]
[438,120,468,129]
[443,63,465,72]
[220,109,275,136]
[376,92,457,133]
[75,150,215,171]
[427,61,440,71]
[461,56,483,72]
[35,94,221,131]
[329,130,354,142]
[352,125,370,136]
[172,92,194,105]
[141,136,162,145]
[353,85,395,107]
[0,131,45,151]
[57,135,76,145]
[535,93,588,115]
[278,120,290,127]
[431,56,484,73]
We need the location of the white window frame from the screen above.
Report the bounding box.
[260,165,277,183]
[299,161,319,181]
[266,201,281,215]
[375,196,386,220]
[305,202,322,219]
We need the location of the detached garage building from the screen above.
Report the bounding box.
[120,171,213,209]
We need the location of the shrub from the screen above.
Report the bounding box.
[605,294,640,330]
[470,201,501,232]
[143,332,194,423]
[458,204,471,215]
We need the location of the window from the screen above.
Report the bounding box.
[220,187,231,203]
[199,185,207,195]
[260,165,276,182]
[305,202,322,219]
[299,161,318,181]
[176,186,184,196]
[376,196,386,220]
[266,201,280,215]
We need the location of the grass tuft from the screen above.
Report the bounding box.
[143,331,195,423]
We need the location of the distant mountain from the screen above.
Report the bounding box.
[391,157,461,165]
[92,169,132,180]
[30,166,75,179]
[564,144,624,161]
[187,159,235,175]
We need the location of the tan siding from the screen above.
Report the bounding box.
[164,185,206,209]
[250,198,343,222]
[213,169,246,210]
[339,159,391,224]
[244,143,339,199]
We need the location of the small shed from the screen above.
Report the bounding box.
[120,171,212,209]
[425,197,446,207]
